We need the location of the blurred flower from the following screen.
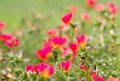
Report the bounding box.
[48,29,58,37]
[52,36,66,48]
[59,24,69,31]
[90,72,104,81]
[78,78,81,81]
[77,34,88,47]
[61,47,69,56]
[59,61,72,73]
[0,56,5,62]
[36,46,52,61]
[69,43,78,53]
[86,0,96,8]
[5,36,19,48]
[107,2,118,15]
[16,29,23,37]
[39,63,54,78]
[43,38,53,47]
[81,13,90,22]
[0,22,5,31]
[69,43,78,60]
[26,63,54,78]
[70,5,78,14]
[97,16,105,23]
[107,77,119,81]
[0,34,12,42]
[61,12,72,24]
[95,4,104,12]
[80,63,87,71]
[26,65,34,72]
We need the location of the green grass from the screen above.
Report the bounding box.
[0,0,119,32]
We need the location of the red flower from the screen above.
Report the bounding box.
[0,57,5,62]
[52,36,66,48]
[0,22,5,31]
[81,13,90,22]
[61,12,72,24]
[90,72,104,81]
[36,46,52,61]
[86,0,96,8]
[69,43,78,53]
[69,43,78,60]
[107,2,118,15]
[77,34,88,47]
[48,29,58,37]
[59,61,72,73]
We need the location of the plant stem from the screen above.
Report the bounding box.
[113,39,119,70]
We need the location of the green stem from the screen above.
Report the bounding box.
[113,39,119,70]
[57,48,67,81]
[12,63,17,79]
[71,27,74,42]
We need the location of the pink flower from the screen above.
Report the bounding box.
[61,47,69,56]
[90,72,104,81]
[107,77,119,81]
[70,5,78,14]
[26,63,54,78]
[80,63,87,71]
[95,4,104,12]
[81,13,90,22]
[0,34,12,42]
[61,12,72,24]
[52,36,66,48]
[26,65,34,72]
[86,0,96,8]
[59,24,69,31]
[0,22,5,31]
[59,61,72,73]
[48,29,58,37]
[77,34,88,47]
[36,46,52,61]
[5,36,19,48]
[107,2,118,15]
[43,38,53,47]
[39,63,54,78]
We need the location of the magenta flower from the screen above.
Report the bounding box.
[0,22,5,31]
[86,0,96,8]
[90,72,104,81]
[107,2,118,15]
[61,12,72,24]
[36,46,52,61]
[26,63,54,78]
[59,61,72,73]
[77,34,88,47]
[48,29,58,37]
[52,36,66,48]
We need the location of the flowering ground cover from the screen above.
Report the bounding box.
[0,0,120,81]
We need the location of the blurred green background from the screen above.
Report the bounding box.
[0,0,119,32]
